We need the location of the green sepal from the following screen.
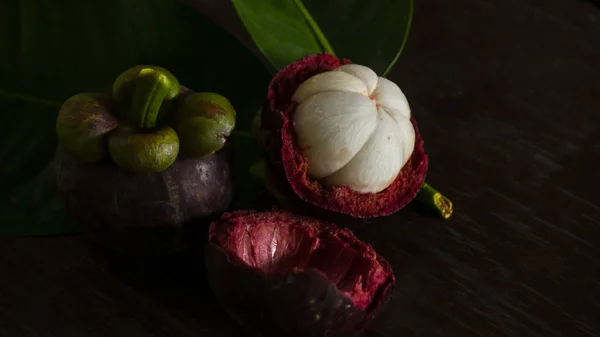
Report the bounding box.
[108,126,180,173]
[170,92,236,158]
[56,93,118,162]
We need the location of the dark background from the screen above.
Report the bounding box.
[1,0,599,336]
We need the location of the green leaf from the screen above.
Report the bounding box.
[231,0,413,75]
[0,0,271,236]
[231,0,334,71]
[303,0,413,75]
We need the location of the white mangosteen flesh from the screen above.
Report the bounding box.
[291,64,416,194]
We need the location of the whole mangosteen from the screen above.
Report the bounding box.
[205,209,395,337]
[54,65,236,255]
[254,53,432,219]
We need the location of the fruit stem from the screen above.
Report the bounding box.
[112,66,180,130]
[415,182,453,219]
[129,69,177,129]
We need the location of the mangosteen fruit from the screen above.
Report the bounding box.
[254,53,433,219]
[205,209,395,337]
[54,65,236,255]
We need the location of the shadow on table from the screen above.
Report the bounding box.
[87,218,250,337]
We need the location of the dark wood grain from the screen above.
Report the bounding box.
[1,0,599,336]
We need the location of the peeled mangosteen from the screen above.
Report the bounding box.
[205,209,395,337]
[54,65,236,255]
[254,53,429,219]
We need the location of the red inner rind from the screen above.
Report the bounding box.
[263,53,428,218]
[209,210,395,313]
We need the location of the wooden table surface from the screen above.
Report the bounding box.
[2,0,599,336]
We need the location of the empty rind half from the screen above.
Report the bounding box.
[206,210,395,337]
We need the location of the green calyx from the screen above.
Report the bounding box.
[55,65,237,174]
[170,92,236,158]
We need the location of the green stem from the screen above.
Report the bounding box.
[130,72,167,129]
[415,182,453,219]
[292,0,335,55]
[0,89,61,108]
[112,66,180,129]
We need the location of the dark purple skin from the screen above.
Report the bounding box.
[205,210,395,337]
[54,145,234,256]
[206,246,373,337]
